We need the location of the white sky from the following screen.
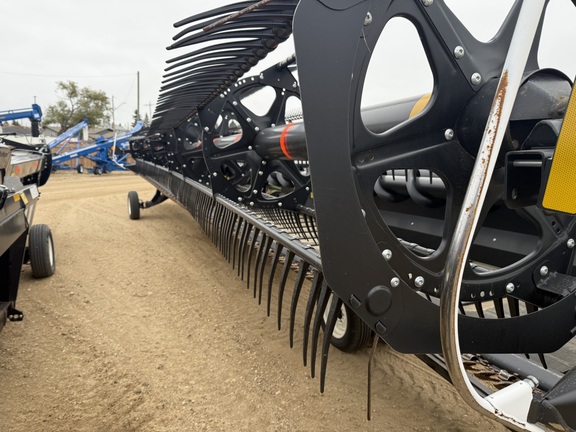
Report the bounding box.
[1,1,574,130]
[0,0,235,128]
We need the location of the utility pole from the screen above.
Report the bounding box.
[137,71,140,121]
[111,95,115,130]
[145,101,154,119]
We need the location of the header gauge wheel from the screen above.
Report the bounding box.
[29,224,56,278]
[128,191,140,220]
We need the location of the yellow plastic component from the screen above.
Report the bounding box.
[20,193,28,205]
[409,93,431,119]
[542,84,576,213]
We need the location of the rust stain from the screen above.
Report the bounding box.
[462,71,511,230]
[489,70,509,157]
[474,70,509,205]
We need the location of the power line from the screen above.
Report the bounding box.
[0,70,136,79]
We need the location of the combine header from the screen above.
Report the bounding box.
[126,1,576,430]
[0,105,55,333]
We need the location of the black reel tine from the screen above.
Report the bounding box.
[212,203,222,246]
[221,208,232,258]
[367,333,380,422]
[202,198,209,234]
[225,213,238,262]
[309,215,319,242]
[303,270,323,367]
[311,282,330,379]
[195,194,205,229]
[257,235,274,303]
[198,194,207,232]
[239,223,254,280]
[198,193,205,230]
[232,218,246,270]
[217,204,226,250]
[525,303,547,367]
[289,212,301,236]
[246,228,261,289]
[302,215,314,242]
[285,211,297,236]
[277,250,296,330]
[267,243,284,317]
[537,353,548,369]
[252,232,267,295]
[232,214,242,263]
[289,260,310,348]
[320,294,342,393]
[294,214,308,241]
[207,200,216,237]
[474,302,485,318]
[518,297,530,359]
[232,217,248,268]
[508,297,520,317]
[219,207,228,257]
[493,298,505,318]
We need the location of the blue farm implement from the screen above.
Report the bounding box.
[48,120,89,172]
[52,121,143,174]
[48,120,89,151]
[0,104,42,137]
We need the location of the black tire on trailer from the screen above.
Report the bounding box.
[29,224,56,278]
[93,166,101,175]
[324,292,372,352]
[128,191,140,220]
[77,164,84,174]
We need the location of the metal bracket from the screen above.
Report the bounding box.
[7,306,23,322]
[535,270,576,297]
[142,190,168,209]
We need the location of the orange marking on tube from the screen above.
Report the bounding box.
[280,123,295,160]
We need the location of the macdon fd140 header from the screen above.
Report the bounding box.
[125,1,576,430]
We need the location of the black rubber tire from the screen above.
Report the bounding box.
[128,191,140,220]
[29,224,56,278]
[77,164,84,174]
[324,293,372,353]
[93,166,101,175]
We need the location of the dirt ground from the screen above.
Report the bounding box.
[0,171,507,432]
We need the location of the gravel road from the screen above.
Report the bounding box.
[0,171,506,432]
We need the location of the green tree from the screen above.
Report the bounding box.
[43,81,110,133]
[131,109,142,128]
